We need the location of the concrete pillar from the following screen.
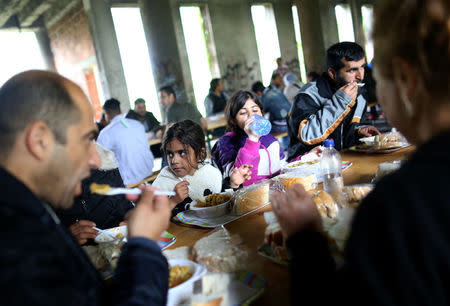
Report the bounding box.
[207,0,261,94]
[139,0,193,109]
[319,0,339,49]
[35,24,57,72]
[294,0,327,74]
[82,0,130,111]
[349,0,365,48]
[273,1,300,76]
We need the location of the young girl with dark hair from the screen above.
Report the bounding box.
[152,120,222,216]
[212,90,285,187]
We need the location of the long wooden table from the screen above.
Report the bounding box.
[166,146,415,305]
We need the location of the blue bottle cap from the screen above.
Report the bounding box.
[324,139,335,147]
[250,114,272,136]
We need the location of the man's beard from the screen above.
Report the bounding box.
[335,74,349,88]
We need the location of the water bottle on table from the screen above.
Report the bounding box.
[250,114,272,136]
[320,139,344,203]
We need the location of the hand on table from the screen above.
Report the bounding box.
[358,126,381,137]
[309,145,323,158]
[125,185,171,242]
[340,81,358,102]
[69,220,98,245]
[271,184,322,238]
[230,164,253,188]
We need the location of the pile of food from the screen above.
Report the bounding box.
[195,193,231,208]
[277,172,317,191]
[374,132,405,149]
[90,183,111,195]
[231,182,270,215]
[169,265,193,288]
[285,159,318,168]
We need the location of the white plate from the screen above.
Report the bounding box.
[94,225,127,243]
[167,259,207,306]
[189,192,232,218]
[359,136,375,145]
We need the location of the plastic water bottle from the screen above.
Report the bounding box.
[250,114,272,136]
[320,139,344,199]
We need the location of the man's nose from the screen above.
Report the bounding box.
[89,142,101,169]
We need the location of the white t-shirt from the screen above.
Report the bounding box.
[97,114,154,185]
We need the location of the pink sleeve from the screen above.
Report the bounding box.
[235,138,260,170]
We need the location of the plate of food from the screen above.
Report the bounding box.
[168,259,207,306]
[354,132,410,153]
[189,192,232,218]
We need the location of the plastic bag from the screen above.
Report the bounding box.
[230,181,270,216]
[341,184,374,206]
[373,160,402,182]
[192,226,249,273]
[374,132,407,149]
[276,171,318,192]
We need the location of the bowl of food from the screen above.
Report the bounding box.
[168,259,207,306]
[189,192,232,218]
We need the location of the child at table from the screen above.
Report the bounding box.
[212,90,285,187]
[152,120,249,216]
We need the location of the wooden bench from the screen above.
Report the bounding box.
[125,169,161,188]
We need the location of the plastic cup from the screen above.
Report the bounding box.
[250,114,272,136]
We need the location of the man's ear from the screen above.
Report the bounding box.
[25,121,55,161]
[327,68,336,80]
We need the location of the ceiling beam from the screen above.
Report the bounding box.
[0,0,23,27]
[17,0,52,27]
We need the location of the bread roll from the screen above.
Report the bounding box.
[233,183,269,215]
[311,191,339,219]
[374,133,404,149]
[278,173,317,191]
[342,185,373,204]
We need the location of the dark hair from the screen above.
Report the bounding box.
[159,85,176,99]
[0,70,81,159]
[162,119,206,166]
[225,90,263,132]
[209,78,221,92]
[134,98,145,105]
[326,42,365,71]
[271,72,281,81]
[251,81,265,94]
[103,98,121,115]
[307,71,320,82]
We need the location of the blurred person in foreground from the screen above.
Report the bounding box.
[272,1,450,305]
[0,70,171,305]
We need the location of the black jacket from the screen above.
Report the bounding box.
[56,168,134,230]
[287,74,366,160]
[0,168,168,306]
[126,110,161,133]
[287,130,450,305]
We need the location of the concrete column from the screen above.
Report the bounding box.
[319,0,339,49]
[139,0,193,109]
[294,0,327,74]
[82,0,130,111]
[273,1,300,76]
[35,24,57,72]
[349,0,365,47]
[207,0,261,93]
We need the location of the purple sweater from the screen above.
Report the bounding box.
[212,131,285,186]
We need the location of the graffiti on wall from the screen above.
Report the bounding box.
[221,60,260,94]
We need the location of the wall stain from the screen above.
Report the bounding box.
[222,60,259,94]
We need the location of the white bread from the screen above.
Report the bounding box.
[342,185,373,204]
[311,190,339,219]
[163,246,192,261]
[374,133,404,149]
[233,183,269,215]
[278,173,317,191]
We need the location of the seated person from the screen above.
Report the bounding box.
[0,70,170,305]
[159,85,207,130]
[204,78,229,116]
[261,72,291,136]
[126,97,162,137]
[251,81,265,98]
[97,98,154,186]
[56,143,134,245]
[212,90,285,187]
[271,1,450,304]
[283,72,304,105]
[287,42,380,161]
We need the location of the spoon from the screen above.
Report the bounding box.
[91,186,175,196]
[356,83,365,87]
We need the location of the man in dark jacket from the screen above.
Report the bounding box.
[204,78,229,116]
[126,98,162,136]
[287,42,379,160]
[0,70,171,305]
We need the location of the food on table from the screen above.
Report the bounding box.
[163,246,192,261]
[374,132,404,149]
[169,265,193,288]
[374,160,402,181]
[286,159,319,168]
[342,185,373,206]
[232,183,270,215]
[311,190,339,219]
[195,193,231,208]
[90,183,111,194]
[278,172,317,191]
[264,221,290,262]
[193,228,248,272]
[191,273,231,306]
